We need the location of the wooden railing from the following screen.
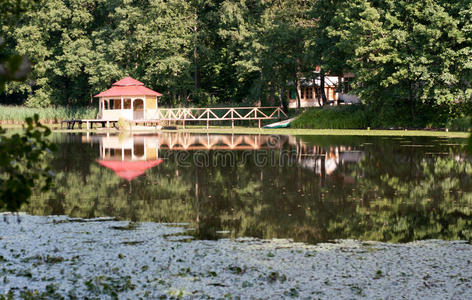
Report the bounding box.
[154,106,288,128]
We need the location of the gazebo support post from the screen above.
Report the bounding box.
[144,98,146,120]
[131,99,134,120]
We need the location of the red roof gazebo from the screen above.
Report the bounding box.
[94,77,162,121]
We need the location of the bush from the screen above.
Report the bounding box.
[291,101,472,131]
[447,117,471,132]
[291,105,371,129]
[0,115,56,211]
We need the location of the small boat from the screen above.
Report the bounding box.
[264,118,295,129]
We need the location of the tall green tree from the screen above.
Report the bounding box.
[329,0,472,121]
[4,0,195,107]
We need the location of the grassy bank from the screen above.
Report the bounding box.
[0,105,97,123]
[291,104,472,132]
[35,125,467,138]
[176,127,468,138]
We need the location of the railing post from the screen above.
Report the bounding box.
[231,109,234,129]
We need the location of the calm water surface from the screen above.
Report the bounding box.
[26,132,472,244]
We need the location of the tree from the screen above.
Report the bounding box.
[0,115,56,212]
[328,0,472,123]
[0,0,34,91]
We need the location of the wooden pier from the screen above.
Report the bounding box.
[156,106,288,129]
[63,106,288,130]
[61,119,161,130]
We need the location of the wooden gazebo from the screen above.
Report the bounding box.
[94,77,162,120]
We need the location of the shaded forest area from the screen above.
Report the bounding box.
[1,0,471,124]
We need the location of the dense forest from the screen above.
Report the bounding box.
[1,1,471,119]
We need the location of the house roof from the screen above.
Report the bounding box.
[97,159,163,180]
[94,76,163,98]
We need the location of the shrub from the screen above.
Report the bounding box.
[291,105,370,129]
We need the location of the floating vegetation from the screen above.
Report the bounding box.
[1,215,471,298]
[53,217,116,224]
[110,222,138,231]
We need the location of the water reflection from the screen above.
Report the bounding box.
[25,133,472,244]
[93,135,163,180]
[83,133,363,180]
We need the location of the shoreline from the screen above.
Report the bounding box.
[1,214,471,298]
[2,124,469,138]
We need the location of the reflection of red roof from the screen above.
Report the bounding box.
[94,76,162,98]
[98,159,163,180]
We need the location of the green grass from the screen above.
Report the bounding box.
[176,126,468,138]
[0,105,98,123]
[3,123,467,137]
[42,125,469,138]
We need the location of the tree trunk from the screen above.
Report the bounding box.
[320,71,327,105]
[295,78,301,113]
[193,12,200,90]
[409,80,415,122]
[269,83,275,106]
[279,85,288,112]
[316,88,322,106]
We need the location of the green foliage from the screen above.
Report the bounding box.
[0,0,36,91]
[2,0,471,124]
[328,0,472,117]
[0,114,56,211]
[450,117,472,132]
[292,101,472,130]
[0,38,29,91]
[291,105,371,129]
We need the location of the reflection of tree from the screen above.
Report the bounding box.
[331,156,472,242]
[24,134,472,244]
[28,163,194,222]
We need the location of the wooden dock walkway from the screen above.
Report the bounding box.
[156,106,288,129]
[63,106,288,130]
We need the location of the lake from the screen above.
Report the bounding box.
[26,132,472,244]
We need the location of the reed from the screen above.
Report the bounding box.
[0,105,98,123]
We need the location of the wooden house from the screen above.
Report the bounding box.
[94,77,162,121]
[288,72,358,108]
